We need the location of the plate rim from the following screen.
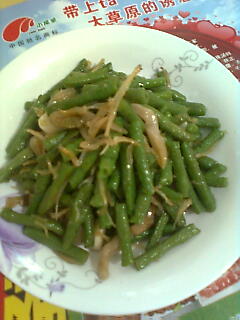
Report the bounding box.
[0,25,239,315]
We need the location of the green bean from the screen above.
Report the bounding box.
[60,138,82,162]
[24,101,34,111]
[195,117,220,128]
[115,203,134,266]
[25,175,51,215]
[204,164,227,177]
[47,77,120,113]
[182,102,207,116]
[14,168,38,181]
[155,160,173,186]
[157,157,204,213]
[37,77,71,104]
[98,144,120,180]
[132,230,152,243]
[194,129,225,155]
[125,87,149,104]
[163,202,186,227]
[120,145,136,215]
[203,164,228,188]
[36,148,59,168]
[171,89,187,102]
[166,140,189,197]
[59,193,72,207]
[151,88,173,100]
[131,141,154,195]
[16,179,35,193]
[110,71,126,79]
[131,192,152,224]
[63,183,93,249]
[181,142,216,212]
[91,141,120,208]
[0,208,63,236]
[108,169,120,194]
[38,163,75,215]
[198,156,218,170]
[148,92,187,115]
[161,102,188,115]
[43,131,67,151]
[188,181,205,214]
[60,129,80,144]
[131,76,166,89]
[23,227,88,264]
[98,206,113,229]
[172,113,192,125]
[162,223,177,236]
[160,186,183,204]
[69,150,99,189]
[38,90,57,105]
[147,212,169,249]
[186,123,200,135]
[135,224,200,270]
[156,68,170,83]
[146,152,157,168]
[37,130,80,167]
[6,109,38,158]
[63,67,110,87]
[0,148,34,182]
[83,207,95,248]
[162,111,173,120]
[98,62,113,72]
[39,60,106,104]
[148,91,166,109]
[146,105,195,142]
[90,178,106,208]
[74,58,91,72]
[119,100,154,195]
[204,175,228,188]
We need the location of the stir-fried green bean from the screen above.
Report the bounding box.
[0,58,227,279]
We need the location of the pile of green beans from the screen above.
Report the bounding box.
[0,59,228,275]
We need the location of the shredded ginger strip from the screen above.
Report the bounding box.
[155,187,173,206]
[6,195,28,208]
[29,136,44,156]
[38,113,60,135]
[91,58,105,72]
[104,65,142,137]
[174,199,192,227]
[49,107,91,129]
[87,103,109,138]
[48,88,76,105]
[80,136,136,151]
[27,129,45,141]
[98,237,119,280]
[132,103,168,169]
[58,145,80,167]
[93,227,110,251]
[131,209,155,236]
[27,129,45,158]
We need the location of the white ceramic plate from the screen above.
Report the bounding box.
[0,26,239,315]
